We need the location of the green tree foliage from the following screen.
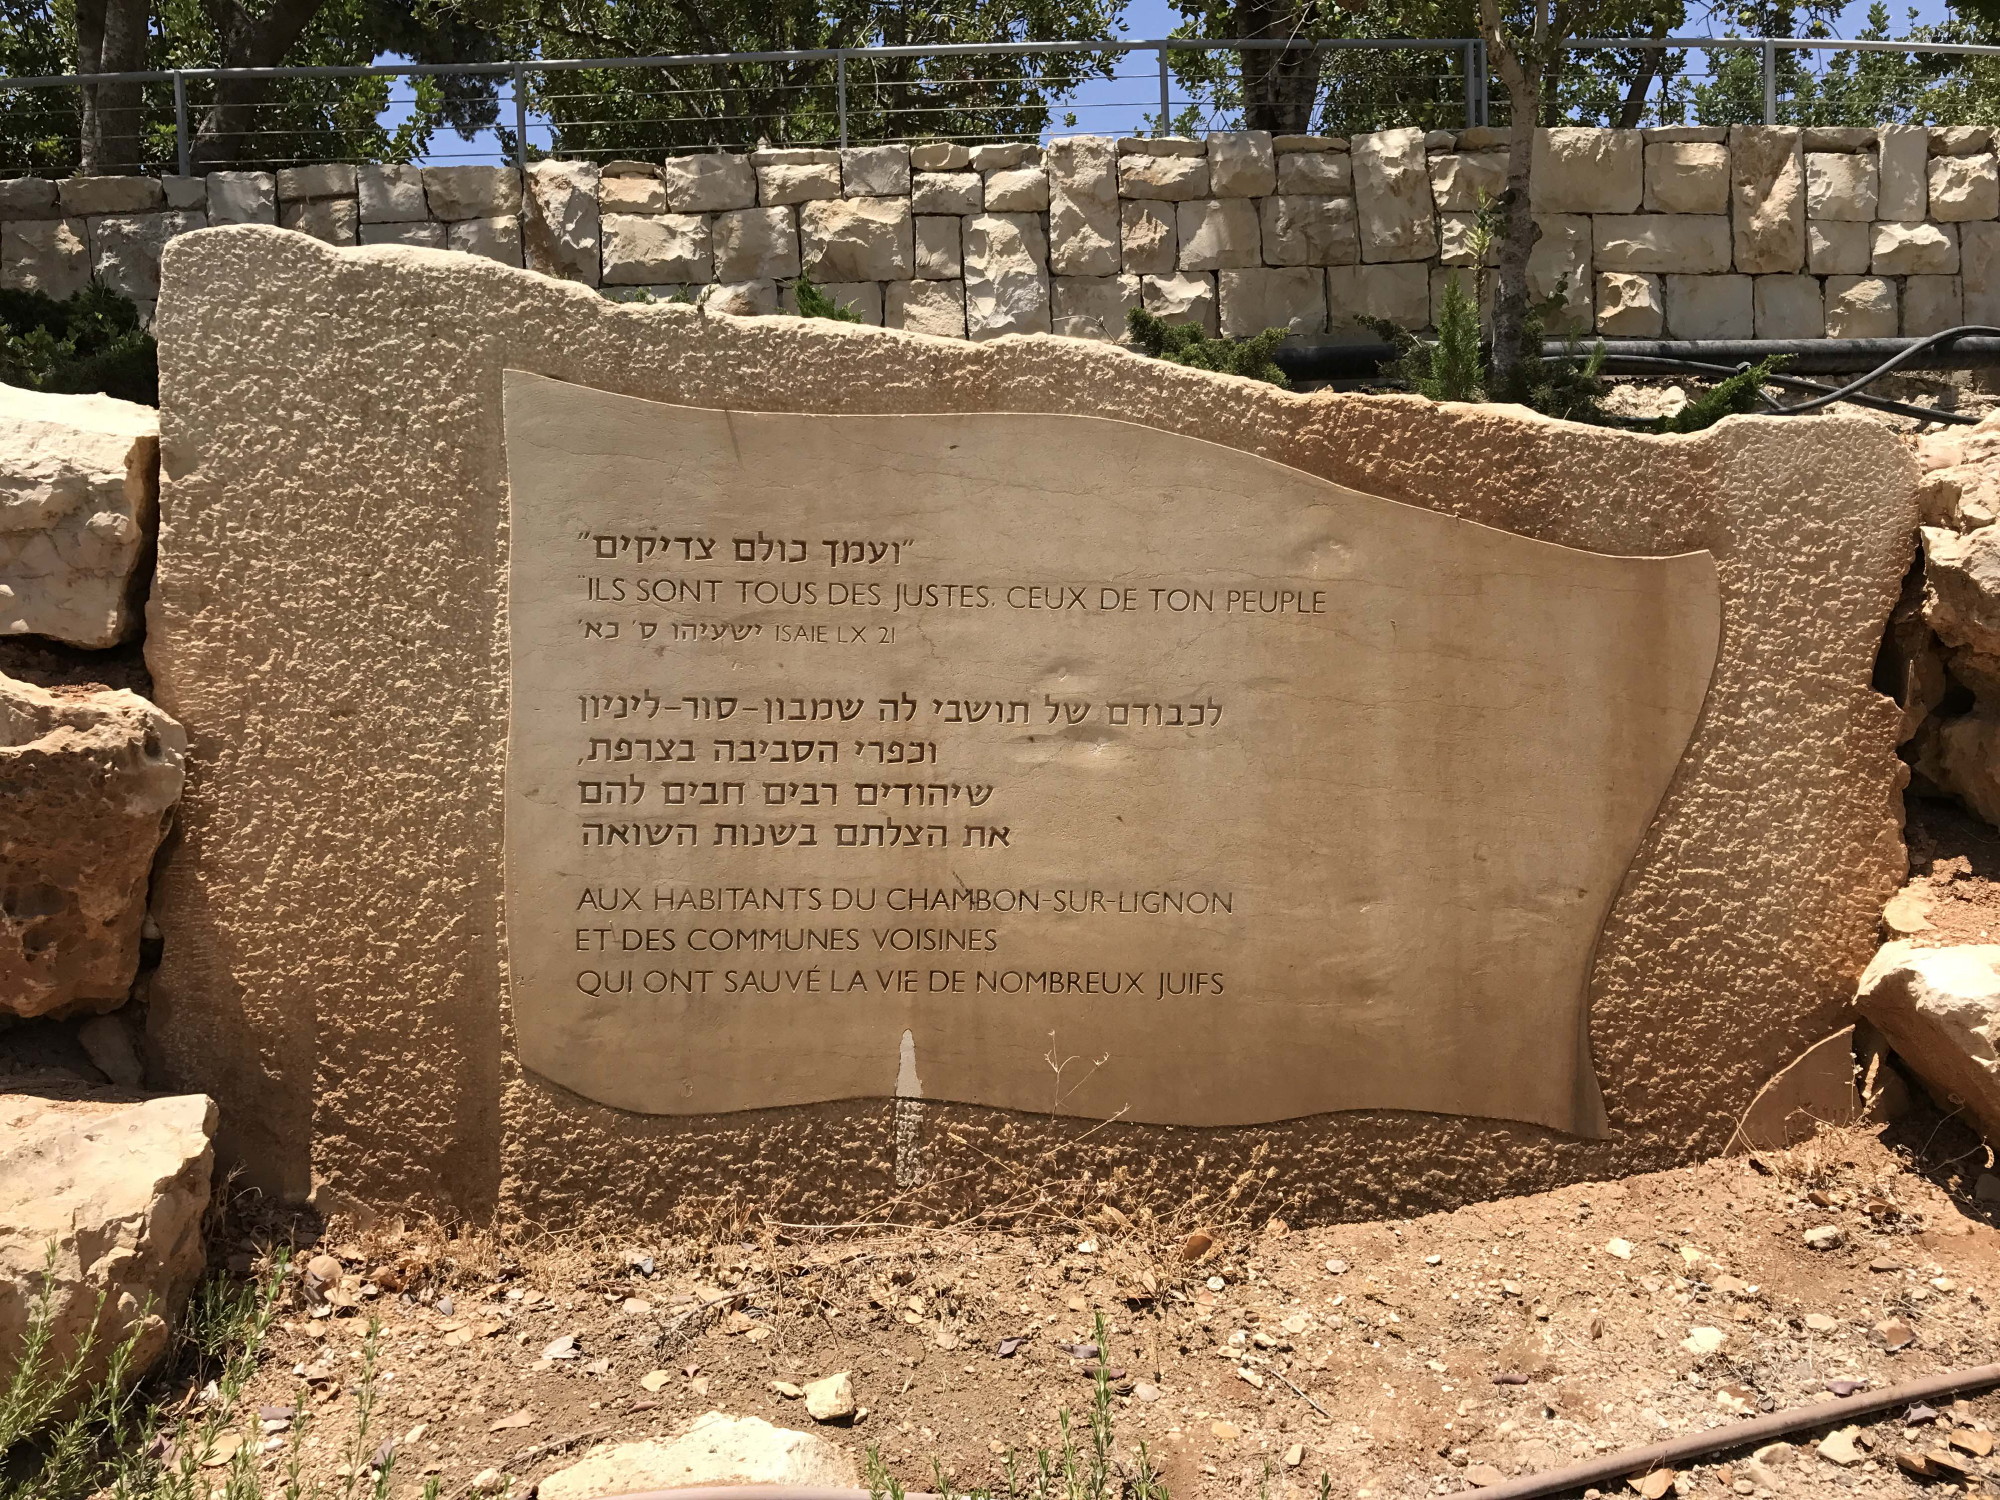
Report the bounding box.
[0,284,159,405]
[1126,307,1291,384]
[792,271,864,320]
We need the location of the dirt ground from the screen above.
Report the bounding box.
[195,1103,2000,1500]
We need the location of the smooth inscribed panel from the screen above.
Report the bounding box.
[502,371,1720,1135]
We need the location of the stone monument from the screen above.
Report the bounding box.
[147,226,1914,1224]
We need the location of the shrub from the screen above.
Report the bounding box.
[1125,308,1290,387]
[0,283,158,406]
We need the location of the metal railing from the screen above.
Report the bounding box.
[3,34,1997,177]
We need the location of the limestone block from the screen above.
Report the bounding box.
[0,1094,213,1403]
[1051,274,1138,341]
[524,160,601,287]
[1905,275,1966,337]
[275,164,354,202]
[1278,152,1353,196]
[206,171,277,226]
[1596,270,1663,337]
[1858,945,2000,1142]
[1326,261,1429,335]
[1805,127,1876,152]
[1219,266,1324,338]
[0,671,185,1016]
[1118,154,1209,201]
[1753,274,1824,339]
[0,179,58,220]
[358,164,426,223]
[91,211,204,300]
[1640,142,1729,215]
[910,143,970,171]
[911,173,982,216]
[1353,127,1436,262]
[1259,195,1358,267]
[538,1413,860,1500]
[662,155,756,213]
[278,198,357,247]
[1118,137,1204,157]
[1933,126,1994,157]
[984,167,1049,213]
[1824,275,1898,338]
[1139,271,1215,335]
[602,214,712,284]
[1528,214,1592,333]
[1879,124,1929,219]
[884,278,966,339]
[713,207,799,281]
[1120,200,1177,277]
[1665,273,1752,339]
[1873,221,1958,275]
[1964,223,2000,325]
[1808,220,1870,275]
[969,144,1036,171]
[841,146,910,197]
[1730,125,1804,273]
[914,217,962,280]
[1428,152,1506,212]
[1,219,90,299]
[1805,152,1877,221]
[600,175,668,214]
[447,215,521,266]
[421,166,520,221]
[1453,127,1509,149]
[1176,198,1261,272]
[359,220,446,250]
[1437,212,1491,268]
[1532,127,1642,212]
[1207,131,1276,197]
[162,177,205,211]
[0,387,155,648]
[58,177,163,216]
[700,281,777,318]
[1591,215,1731,274]
[800,198,912,282]
[1928,154,1998,222]
[963,212,1049,339]
[1047,137,1118,277]
[1926,522,2000,663]
[756,161,841,207]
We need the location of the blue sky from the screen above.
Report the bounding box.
[395,0,1963,165]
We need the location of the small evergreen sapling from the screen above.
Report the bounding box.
[1124,308,1290,386]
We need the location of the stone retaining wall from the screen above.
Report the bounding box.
[4,124,1998,341]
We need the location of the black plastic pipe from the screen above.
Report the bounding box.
[1273,334,2000,381]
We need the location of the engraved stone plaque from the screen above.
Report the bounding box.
[503,370,1720,1135]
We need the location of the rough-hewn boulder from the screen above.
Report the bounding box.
[0,1093,215,1402]
[0,387,157,649]
[537,1412,859,1499]
[1859,944,2000,1142]
[1,672,185,1019]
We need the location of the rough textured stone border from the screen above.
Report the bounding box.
[148,225,1914,1226]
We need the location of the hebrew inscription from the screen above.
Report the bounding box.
[503,371,1721,1134]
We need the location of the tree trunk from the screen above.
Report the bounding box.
[76,0,152,175]
[1613,20,1669,128]
[1478,0,1542,400]
[190,0,328,168]
[1236,0,1324,135]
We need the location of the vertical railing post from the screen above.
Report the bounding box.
[1158,43,1171,134]
[513,65,528,170]
[1462,40,1477,129]
[837,51,848,148]
[173,72,189,176]
[1762,39,1777,124]
[1475,39,1489,127]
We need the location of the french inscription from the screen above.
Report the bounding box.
[503,372,1721,1133]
